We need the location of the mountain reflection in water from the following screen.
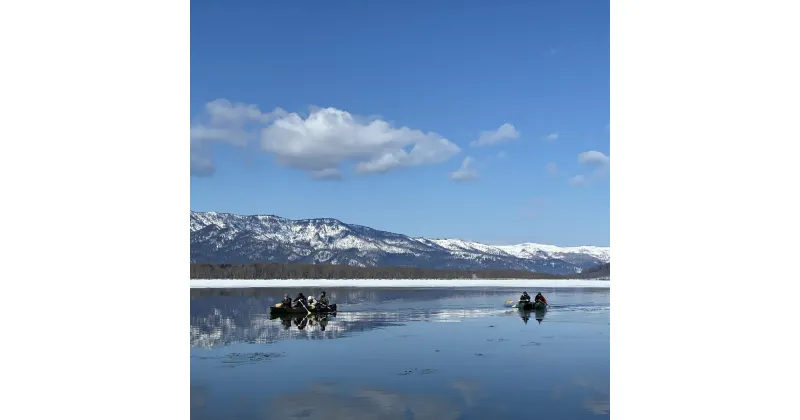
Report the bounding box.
[190,286,606,348]
[190,286,610,420]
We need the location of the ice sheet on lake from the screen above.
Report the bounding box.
[189,279,610,288]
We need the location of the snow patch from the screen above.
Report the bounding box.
[189,279,610,288]
[190,211,610,273]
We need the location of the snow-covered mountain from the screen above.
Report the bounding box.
[190,211,609,275]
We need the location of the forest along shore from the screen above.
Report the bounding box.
[189,279,611,289]
[190,261,610,280]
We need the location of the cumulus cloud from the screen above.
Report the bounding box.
[449,157,478,182]
[470,123,520,147]
[190,99,285,147]
[569,151,610,186]
[189,99,287,175]
[262,107,460,175]
[545,132,559,141]
[578,151,610,166]
[189,99,460,178]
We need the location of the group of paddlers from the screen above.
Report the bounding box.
[519,291,548,305]
[280,291,331,310]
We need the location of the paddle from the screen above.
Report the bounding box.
[297,299,312,315]
[295,314,310,330]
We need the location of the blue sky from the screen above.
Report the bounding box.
[190,0,609,247]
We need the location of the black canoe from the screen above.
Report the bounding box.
[516,301,547,311]
[269,303,338,315]
[269,311,338,321]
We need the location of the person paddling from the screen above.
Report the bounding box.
[293,292,308,309]
[519,291,531,303]
[317,291,330,309]
[534,292,548,306]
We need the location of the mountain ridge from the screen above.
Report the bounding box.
[190,211,609,275]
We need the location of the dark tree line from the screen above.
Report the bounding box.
[189,262,579,280]
[575,263,610,278]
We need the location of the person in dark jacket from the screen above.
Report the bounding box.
[520,291,531,302]
[280,294,292,308]
[293,293,308,308]
[318,291,330,307]
[534,292,548,304]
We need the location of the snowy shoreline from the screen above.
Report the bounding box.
[189,279,611,288]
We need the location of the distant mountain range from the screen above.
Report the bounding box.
[190,211,610,275]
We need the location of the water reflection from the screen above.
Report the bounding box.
[190,286,609,309]
[190,385,208,412]
[191,287,610,419]
[264,382,465,420]
[269,312,336,331]
[517,307,548,325]
[190,306,510,348]
[190,287,609,348]
[550,375,610,416]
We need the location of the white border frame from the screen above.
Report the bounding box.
[3,1,799,418]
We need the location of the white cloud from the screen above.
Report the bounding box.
[205,98,286,125]
[571,151,609,186]
[190,99,285,147]
[262,107,460,175]
[578,151,610,166]
[449,157,478,182]
[189,99,461,178]
[545,132,559,141]
[546,162,558,176]
[189,99,287,176]
[470,123,520,147]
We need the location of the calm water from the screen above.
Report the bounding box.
[190,287,610,419]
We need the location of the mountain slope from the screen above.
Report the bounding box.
[190,211,609,275]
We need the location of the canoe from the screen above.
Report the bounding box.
[269,311,338,321]
[516,301,547,311]
[269,303,338,315]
